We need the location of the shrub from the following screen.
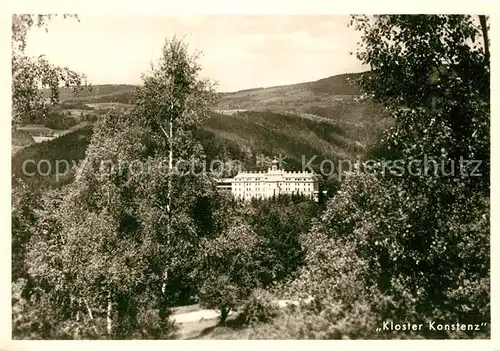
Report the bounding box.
[248,197,318,285]
[193,220,265,324]
[244,168,489,339]
[247,299,381,340]
[12,279,83,340]
[238,289,280,326]
[45,114,78,130]
[128,309,177,339]
[12,129,34,147]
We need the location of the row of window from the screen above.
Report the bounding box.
[233,189,314,195]
[235,189,315,199]
[234,179,314,183]
[234,183,313,187]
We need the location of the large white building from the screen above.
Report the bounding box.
[217,159,321,201]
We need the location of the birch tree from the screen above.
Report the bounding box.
[25,37,218,338]
[133,37,217,320]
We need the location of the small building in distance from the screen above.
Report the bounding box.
[216,159,321,201]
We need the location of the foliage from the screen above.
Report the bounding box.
[248,195,319,284]
[44,113,78,130]
[352,14,490,188]
[349,17,490,332]
[13,14,489,341]
[19,37,219,339]
[237,289,280,326]
[11,180,40,281]
[246,173,489,339]
[12,128,34,147]
[60,101,94,110]
[46,84,135,102]
[128,309,177,339]
[193,218,265,324]
[12,124,93,188]
[12,14,90,127]
[12,279,73,340]
[247,14,490,340]
[246,300,380,340]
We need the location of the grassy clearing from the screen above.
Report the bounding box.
[17,125,55,136]
[86,102,132,109]
[173,313,249,340]
[170,304,201,315]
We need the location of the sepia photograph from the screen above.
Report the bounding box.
[9,12,491,341]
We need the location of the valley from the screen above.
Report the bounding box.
[12,72,392,188]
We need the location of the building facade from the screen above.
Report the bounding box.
[217,159,321,201]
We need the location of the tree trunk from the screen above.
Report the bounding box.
[82,297,99,335]
[107,291,113,337]
[220,306,230,325]
[167,104,173,226]
[160,103,174,298]
[479,15,489,62]
[167,114,173,236]
[167,101,173,224]
[83,298,94,320]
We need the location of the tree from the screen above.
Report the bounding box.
[251,15,490,339]
[11,178,40,282]
[343,14,489,336]
[248,197,318,284]
[23,37,219,339]
[132,36,218,323]
[193,218,264,325]
[352,15,489,190]
[11,16,90,336]
[11,14,89,127]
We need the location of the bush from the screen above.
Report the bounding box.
[12,279,84,340]
[12,129,34,147]
[60,101,94,110]
[238,289,279,326]
[45,114,78,130]
[84,113,98,122]
[128,309,177,339]
[193,220,265,324]
[245,169,489,339]
[248,197,318,285]
[247,299,381,340]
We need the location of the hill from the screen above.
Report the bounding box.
[217,72,364,111]
[12,107,391,188]
[45,72,365,106]
[42,84,137,104]
[202,104,390,172]
[16,71,392,188]
[12,124,94,188]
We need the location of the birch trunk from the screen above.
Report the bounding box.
[167,114,172,231]
[160,102,174,294]
[83,298,94,320]
[82,297,100,335]
[167,100,173,235]
[107,291,112,337]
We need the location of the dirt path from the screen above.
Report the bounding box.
[171,309,235,324]
[170,297,314,339]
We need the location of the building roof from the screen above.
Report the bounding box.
[233,169,320,180]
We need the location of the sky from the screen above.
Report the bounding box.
[24,14,367,92]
